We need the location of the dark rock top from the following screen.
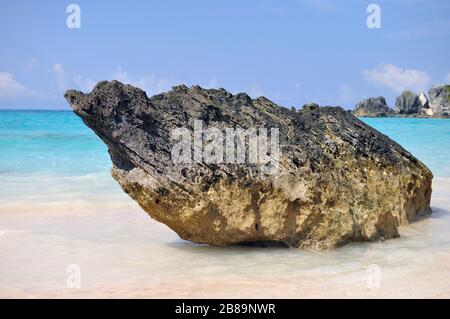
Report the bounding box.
[352,97,394,117]
[301,103,320,111]
[65,81,432,250]
[353,89,449,118]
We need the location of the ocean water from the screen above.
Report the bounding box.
[363,117,450,177]
[1,110,450,298]
[0,110,125,204]
[0,111,449,177]
[0,110,110,175]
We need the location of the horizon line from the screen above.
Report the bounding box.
[0,108,72,111]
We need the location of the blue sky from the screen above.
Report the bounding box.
[0,0,449,109]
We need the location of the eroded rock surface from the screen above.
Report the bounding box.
[429,85,450,116]
[418,92,432,116]
[395,90,423,115]
[65,81,432,249]
[352,97,394,117]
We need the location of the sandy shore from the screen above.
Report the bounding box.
[1,177,449,298]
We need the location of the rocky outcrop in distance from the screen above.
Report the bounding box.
[353,97,394,117]
[429,85,450,116]
[65,81,432,250]
[395,90,423,115]
[352,85,450,118]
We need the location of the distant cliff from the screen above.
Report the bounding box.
[353,97,394,117]
[352,84,450,118]
[428,85,450,116]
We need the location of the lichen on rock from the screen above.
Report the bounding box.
[65,81,433,250]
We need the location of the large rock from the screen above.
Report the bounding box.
[395,90,422,114]
[428,85,450,116]
[418,92,432,116]
[65,81,432,250]
[352,97,394,117]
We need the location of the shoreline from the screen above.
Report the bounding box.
[2,109,450,118]
[356,115,450,119]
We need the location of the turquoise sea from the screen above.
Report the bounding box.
[0,110,449,177]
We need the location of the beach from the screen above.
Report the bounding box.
[1,111,449,298]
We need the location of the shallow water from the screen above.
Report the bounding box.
[1,178,449,298]
[363,117,450,177]
[0,111,449,298]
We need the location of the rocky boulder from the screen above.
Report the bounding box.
[418,92,433,116]
[395,90,422,115]
[352,97,394,117]
[302,103,320,111]
[428,85,450,116]
[65,81,432,250]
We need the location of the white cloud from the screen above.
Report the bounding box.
[136,75,177,96]
[0,72,28,98]
[362,63,431,93]
[204,78,219,88]
[51,63,97,93]
[445,72,450,83]
[113,66,179,96]
[247,83,292,103]
[73,74,96,92]
[113,66,132,84]
[52,63,67,90]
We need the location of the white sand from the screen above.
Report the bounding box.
[1,177,449,298]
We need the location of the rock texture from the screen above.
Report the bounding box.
[428,85,450,116]
[65,81,433,250]
[352,97,394,117]
[418,92,432,116]
[395,90,423,115]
